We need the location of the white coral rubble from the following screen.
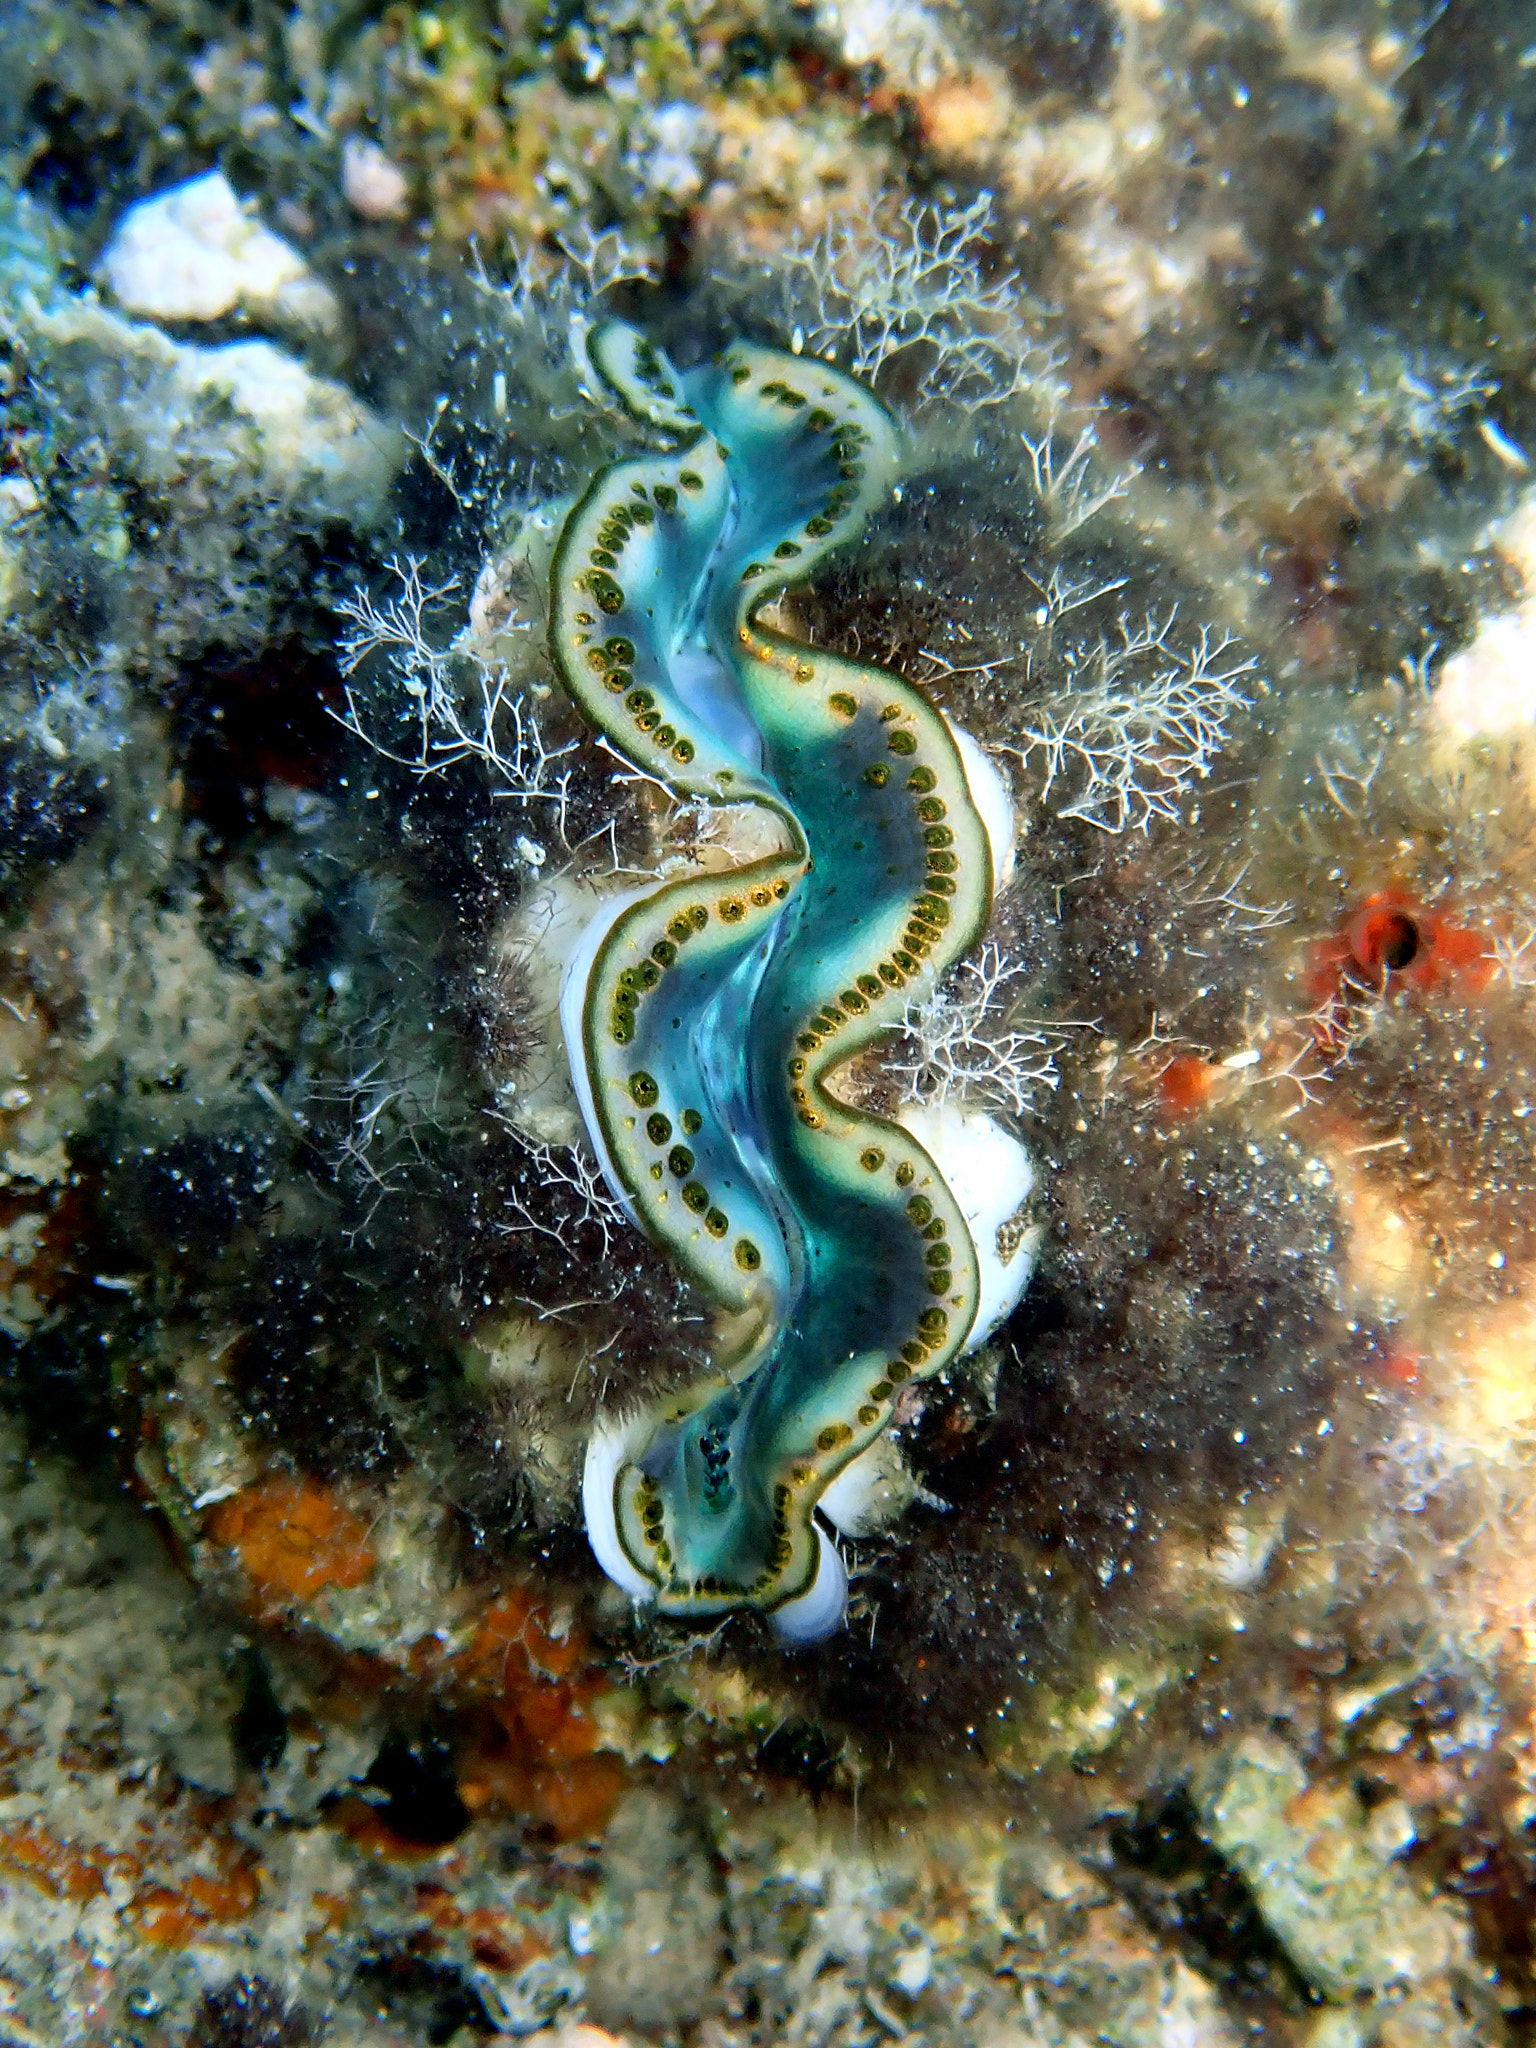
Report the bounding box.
[1430,499,1536,741]
[98,169,339,332]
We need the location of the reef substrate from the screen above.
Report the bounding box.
[6,0,1536,2043]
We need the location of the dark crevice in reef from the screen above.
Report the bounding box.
[783,1521,1085,1770]
[186,1974,316,2048]
[986,1118,1344,1546]
[22,78,150,225]
[105,1131,278,1265]
[233,1646,290,1778]
[0,737,106,913]
[357,1727,473,1847]
[754,1717,846,1800]
[222,1248,410,1484]
[353,1953,487,2047]
[171,637,352,854]
[0,1295,136,1469]
[1105,1788,1321,2017]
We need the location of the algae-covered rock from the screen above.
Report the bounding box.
[1045,1906,1243,2048]
[582,1788,726,2032]
[1196,1735,1469,2000]
[0,1415,240,1799]
[28,296,402,526]
[4,0,1536,2035]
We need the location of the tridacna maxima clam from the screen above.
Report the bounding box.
[552,322,1034,1640]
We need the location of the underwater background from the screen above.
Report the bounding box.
[4,0,1536,2042]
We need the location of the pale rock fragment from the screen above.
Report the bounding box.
[638,103,715,202]
[919,72,1014,159]
[1206,1504,1284,1589]
[1441,489,1536,741]
[341,137,410,220]
[1431,497,1536,740]
[1047,1900,1244,2047]
[890,1943,932,1996]
[1372,1986,1503,2048]
[1303,2014,1373,2048]
[0,476,41,618]
[1433,609,1536,738]
[169,338,400,521]
[98,169,339,333]
[821,0,958,92]
[1197,1734,1470,1999]
[512,2029,629,2048]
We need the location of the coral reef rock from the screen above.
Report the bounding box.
[5,0,1536,2040]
